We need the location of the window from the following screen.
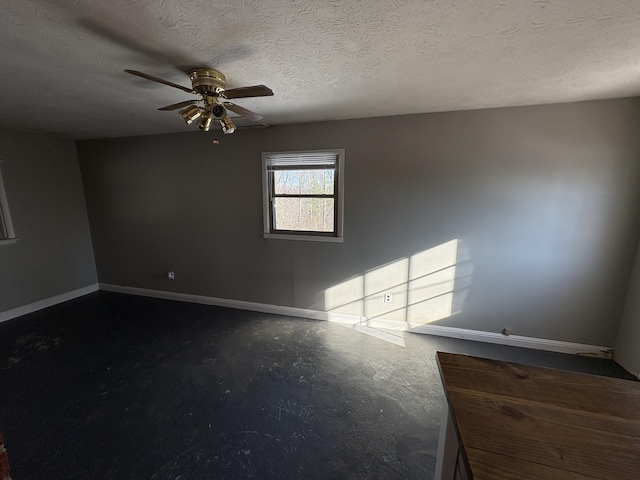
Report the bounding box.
[0,164,16,243]
[262,149,345,242]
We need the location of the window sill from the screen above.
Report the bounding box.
[264,233,344,243]
[0,238,18,246]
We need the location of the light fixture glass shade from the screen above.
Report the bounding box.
[219,114,236,134]
[179,105,201,124]
[198,112,213,131]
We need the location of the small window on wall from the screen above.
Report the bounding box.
[262,149,345,242]
[0,164,16,243]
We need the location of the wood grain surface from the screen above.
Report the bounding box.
[437,352,640,480]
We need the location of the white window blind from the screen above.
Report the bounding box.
[264,152,338,169]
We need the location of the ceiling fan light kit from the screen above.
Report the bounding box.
[124,68,273,135]
[179,105,201,124]
[211,103,226,119]
[197,112,213,132]
[219,115,235,134]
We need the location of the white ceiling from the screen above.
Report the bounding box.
[1,0,640,140]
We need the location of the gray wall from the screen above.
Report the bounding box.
[614,238,640,377]
[0,129,97,312]
[77,98,640,347]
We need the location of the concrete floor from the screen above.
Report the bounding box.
[0,292,634,479]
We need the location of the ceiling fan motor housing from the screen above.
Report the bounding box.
[189,68,226,95]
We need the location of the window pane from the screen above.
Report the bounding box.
[274,169,334,195]
[274,198,334,232]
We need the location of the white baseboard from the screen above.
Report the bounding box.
[99,283,363,323]
[98,283,612,358]
[0,283,100,324]
[99,283,197,303]
[613,353,640,380]
[409,323,612,358]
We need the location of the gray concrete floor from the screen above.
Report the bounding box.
[0,292,634,479]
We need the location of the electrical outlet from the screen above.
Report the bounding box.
[383,292,392,304]
[168,271,175,280]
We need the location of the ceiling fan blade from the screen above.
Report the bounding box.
[223,102,263,122]
[222,85,273,99]
[124,69,194,94]
[158,100,198,111]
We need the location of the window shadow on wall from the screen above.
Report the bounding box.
[323,239,473,344]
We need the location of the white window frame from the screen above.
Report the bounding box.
[0,162,16,244]
[262,149,345,243]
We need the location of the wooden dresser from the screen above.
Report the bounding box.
[434,352,640,480]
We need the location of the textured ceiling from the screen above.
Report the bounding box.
[1,0,640,139]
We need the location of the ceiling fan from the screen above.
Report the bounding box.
[124,68,273,134]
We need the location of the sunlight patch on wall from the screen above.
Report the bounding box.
[324,239,464,330]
